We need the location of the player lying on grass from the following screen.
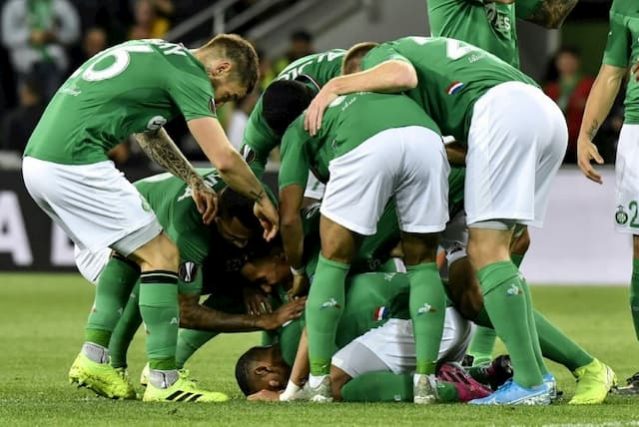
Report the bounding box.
[304,35,570,406]
[236,266,504,403]
[273,83,450,404]
[171,201,406,372]
[74,169,305,400]
[576,0,639,395]
[241,248,613,404]
[23,34,280,403]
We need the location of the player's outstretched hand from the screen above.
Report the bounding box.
[577,138,604,184]
[270,298,306,329]
[304,82,338,136]
[243,286,272,315]
[190,182,218,224]
[288,273,309,299]
[253,197,279,241]
[247,389,281,402]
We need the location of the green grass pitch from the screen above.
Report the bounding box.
[1,273,639,426]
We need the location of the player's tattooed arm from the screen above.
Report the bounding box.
[135,128,217,223]
[134,127,202,186]
[178,294,305,331]
[524,0,578,29]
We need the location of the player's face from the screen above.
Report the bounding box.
[212,78,246,106]
[241,255,292,294]
[248,356,290,393]
[215,217,252,248]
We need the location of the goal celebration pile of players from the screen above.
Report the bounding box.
[20,0,639,406]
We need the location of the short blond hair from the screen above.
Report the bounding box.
[202,34,259,93]
[342,42,379,75]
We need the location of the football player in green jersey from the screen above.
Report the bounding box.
[577,0,639,395]
[23,35,280,403]
[75,170,306,399]
[427,0,578,369]
[239,49,345,178]
[303,36,573,405]
[266,80,450,404]
[427,0,578,69]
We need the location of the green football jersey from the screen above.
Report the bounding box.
[241,50,346,177]
[25,39,216,165]
[272,272,410,366]
[427,0,519,68]
[361,37,537,143]
[278,91,441,191]
[134,169,226,295]
[603,0,639,124]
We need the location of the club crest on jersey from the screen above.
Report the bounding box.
[446,81,465,95]
[616,205,629,225]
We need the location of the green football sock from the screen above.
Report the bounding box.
[138,270,179,371]
[341,372,412,402]
[340,372,461,403]
[307,255,348,376]
[511,253,525,268]
[176,329,220,369]
[478,261,542,388]
[85,256,139,348]
[473,306,594,374]
[631,258,639,341]
[407,262,445,375]
[534,310,593,372]
[109,283,142,369]
[467,327,496,366]
[521,280,549,376]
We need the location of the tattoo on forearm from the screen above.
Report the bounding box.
[587,120,600,140]
[528,0,578,28]
[134,128,200,185]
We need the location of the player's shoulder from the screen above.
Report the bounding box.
[611,0,639,18]
[135,39,208,81]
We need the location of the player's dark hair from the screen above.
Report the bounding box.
[204,34,259,94]
[342,42,379,75]
[218,187,261,233]
[262,80,315,135]
[235,346,270,395]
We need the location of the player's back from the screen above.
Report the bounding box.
[363,37,536,142]
[25,39,213,165]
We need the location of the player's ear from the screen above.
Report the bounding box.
[254,364,271,376]
[213,60,232,76]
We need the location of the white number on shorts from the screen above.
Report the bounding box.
[631,201,639,228]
